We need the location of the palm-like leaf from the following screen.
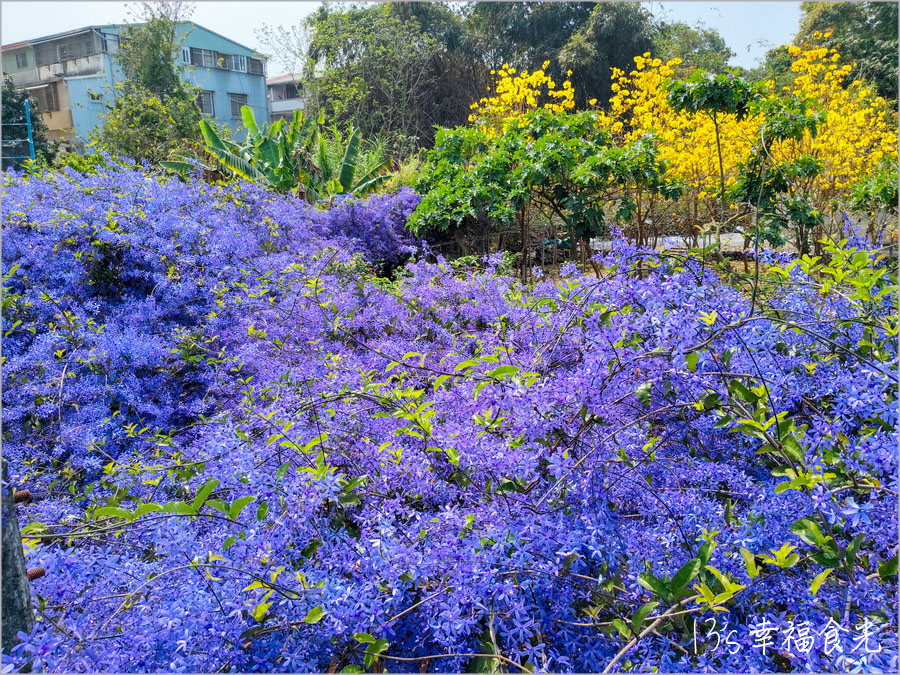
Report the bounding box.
[339,126,361,193]
[188,104,391,198]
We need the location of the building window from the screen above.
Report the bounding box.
[229,93,248,119]
[30,82,59,112]
[190,48,215,69]
[89,91,102,102]
[197,90,215,116]
[15,52,28,68]
[248,58,265,76]
[182,48,190,65]
[230,54,248,73]
[57,32,97,62]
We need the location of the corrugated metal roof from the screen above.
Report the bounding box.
[2,21,265,58]
[266,73,303,85]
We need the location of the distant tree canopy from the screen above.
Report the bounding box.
[796,1,898,100]
[269,2,661,151]
[263,1,863,154]
[302,2,486,155]
[652,21,735,77]
[1,76,53,169]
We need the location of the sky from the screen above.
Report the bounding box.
[2,1,803,77]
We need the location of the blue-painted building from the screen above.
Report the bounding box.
[1,22,267,152]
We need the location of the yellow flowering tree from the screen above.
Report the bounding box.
[468,61,577,131]
[601,46,897,247]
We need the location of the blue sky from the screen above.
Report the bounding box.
[2,1,803,76]
[648,2,802,68]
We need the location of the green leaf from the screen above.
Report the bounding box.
[739,548,759,579]
[631,601,659,633]
[257,501,269,522]
[206,499,229,516]
[339,126,360,192]
[728,380,759,405]
[363,639,389,669]
[444,447,460,466]
[94,506,133,521]
[340,667,364,673]
[878,555,898,580]
[810,568,833,596]
[228,496,256,520]
[160,501,196,515]
[791,518,825,547]
[251,601,271,622]
[697,540,715,566]
[487,365,519,380]
[240,105,260,138]
[302,605,325,624]
[352,633,375,644]
[845,533,864,564]
[133,502,163,518]
[637,572,669,600]
[611,618,630,639]
[671,557,701,592]
[192,479,220,510]
[635,382,653,407]
[685,351,699,372]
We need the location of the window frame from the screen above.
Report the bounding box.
[190,48,215,69]
[30,82,59,113]
[197,90,215,116]
[230,54,248,73]
[15,51,28,69]
[228,92,248,119]
[248,58,265,76]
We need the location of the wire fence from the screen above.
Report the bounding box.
[1,98,36,168]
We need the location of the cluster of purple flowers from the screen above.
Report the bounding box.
[2,165,896,673]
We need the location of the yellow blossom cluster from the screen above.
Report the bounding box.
[771,44,896,199]
[469,61,575,130]
[606,53,758,208]
[600,47,897,232]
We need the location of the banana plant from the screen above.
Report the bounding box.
[162,106,392,202]
[314,124,393,199]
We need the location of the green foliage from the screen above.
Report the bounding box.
[164,106,391,201]
[557,2,655,107]
[384,151,422,192]
[93,86,202,164]
[410,108,680,244]
[666,71,761,233]
[52,151,113,175]
[666,71,760,120]
[1,75,54,169]
[116,3,187,96]
[470,2,654,108]
[850,157,899,215]
[729,95,827,250]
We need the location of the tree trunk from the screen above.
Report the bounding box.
[2,458,35,656]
